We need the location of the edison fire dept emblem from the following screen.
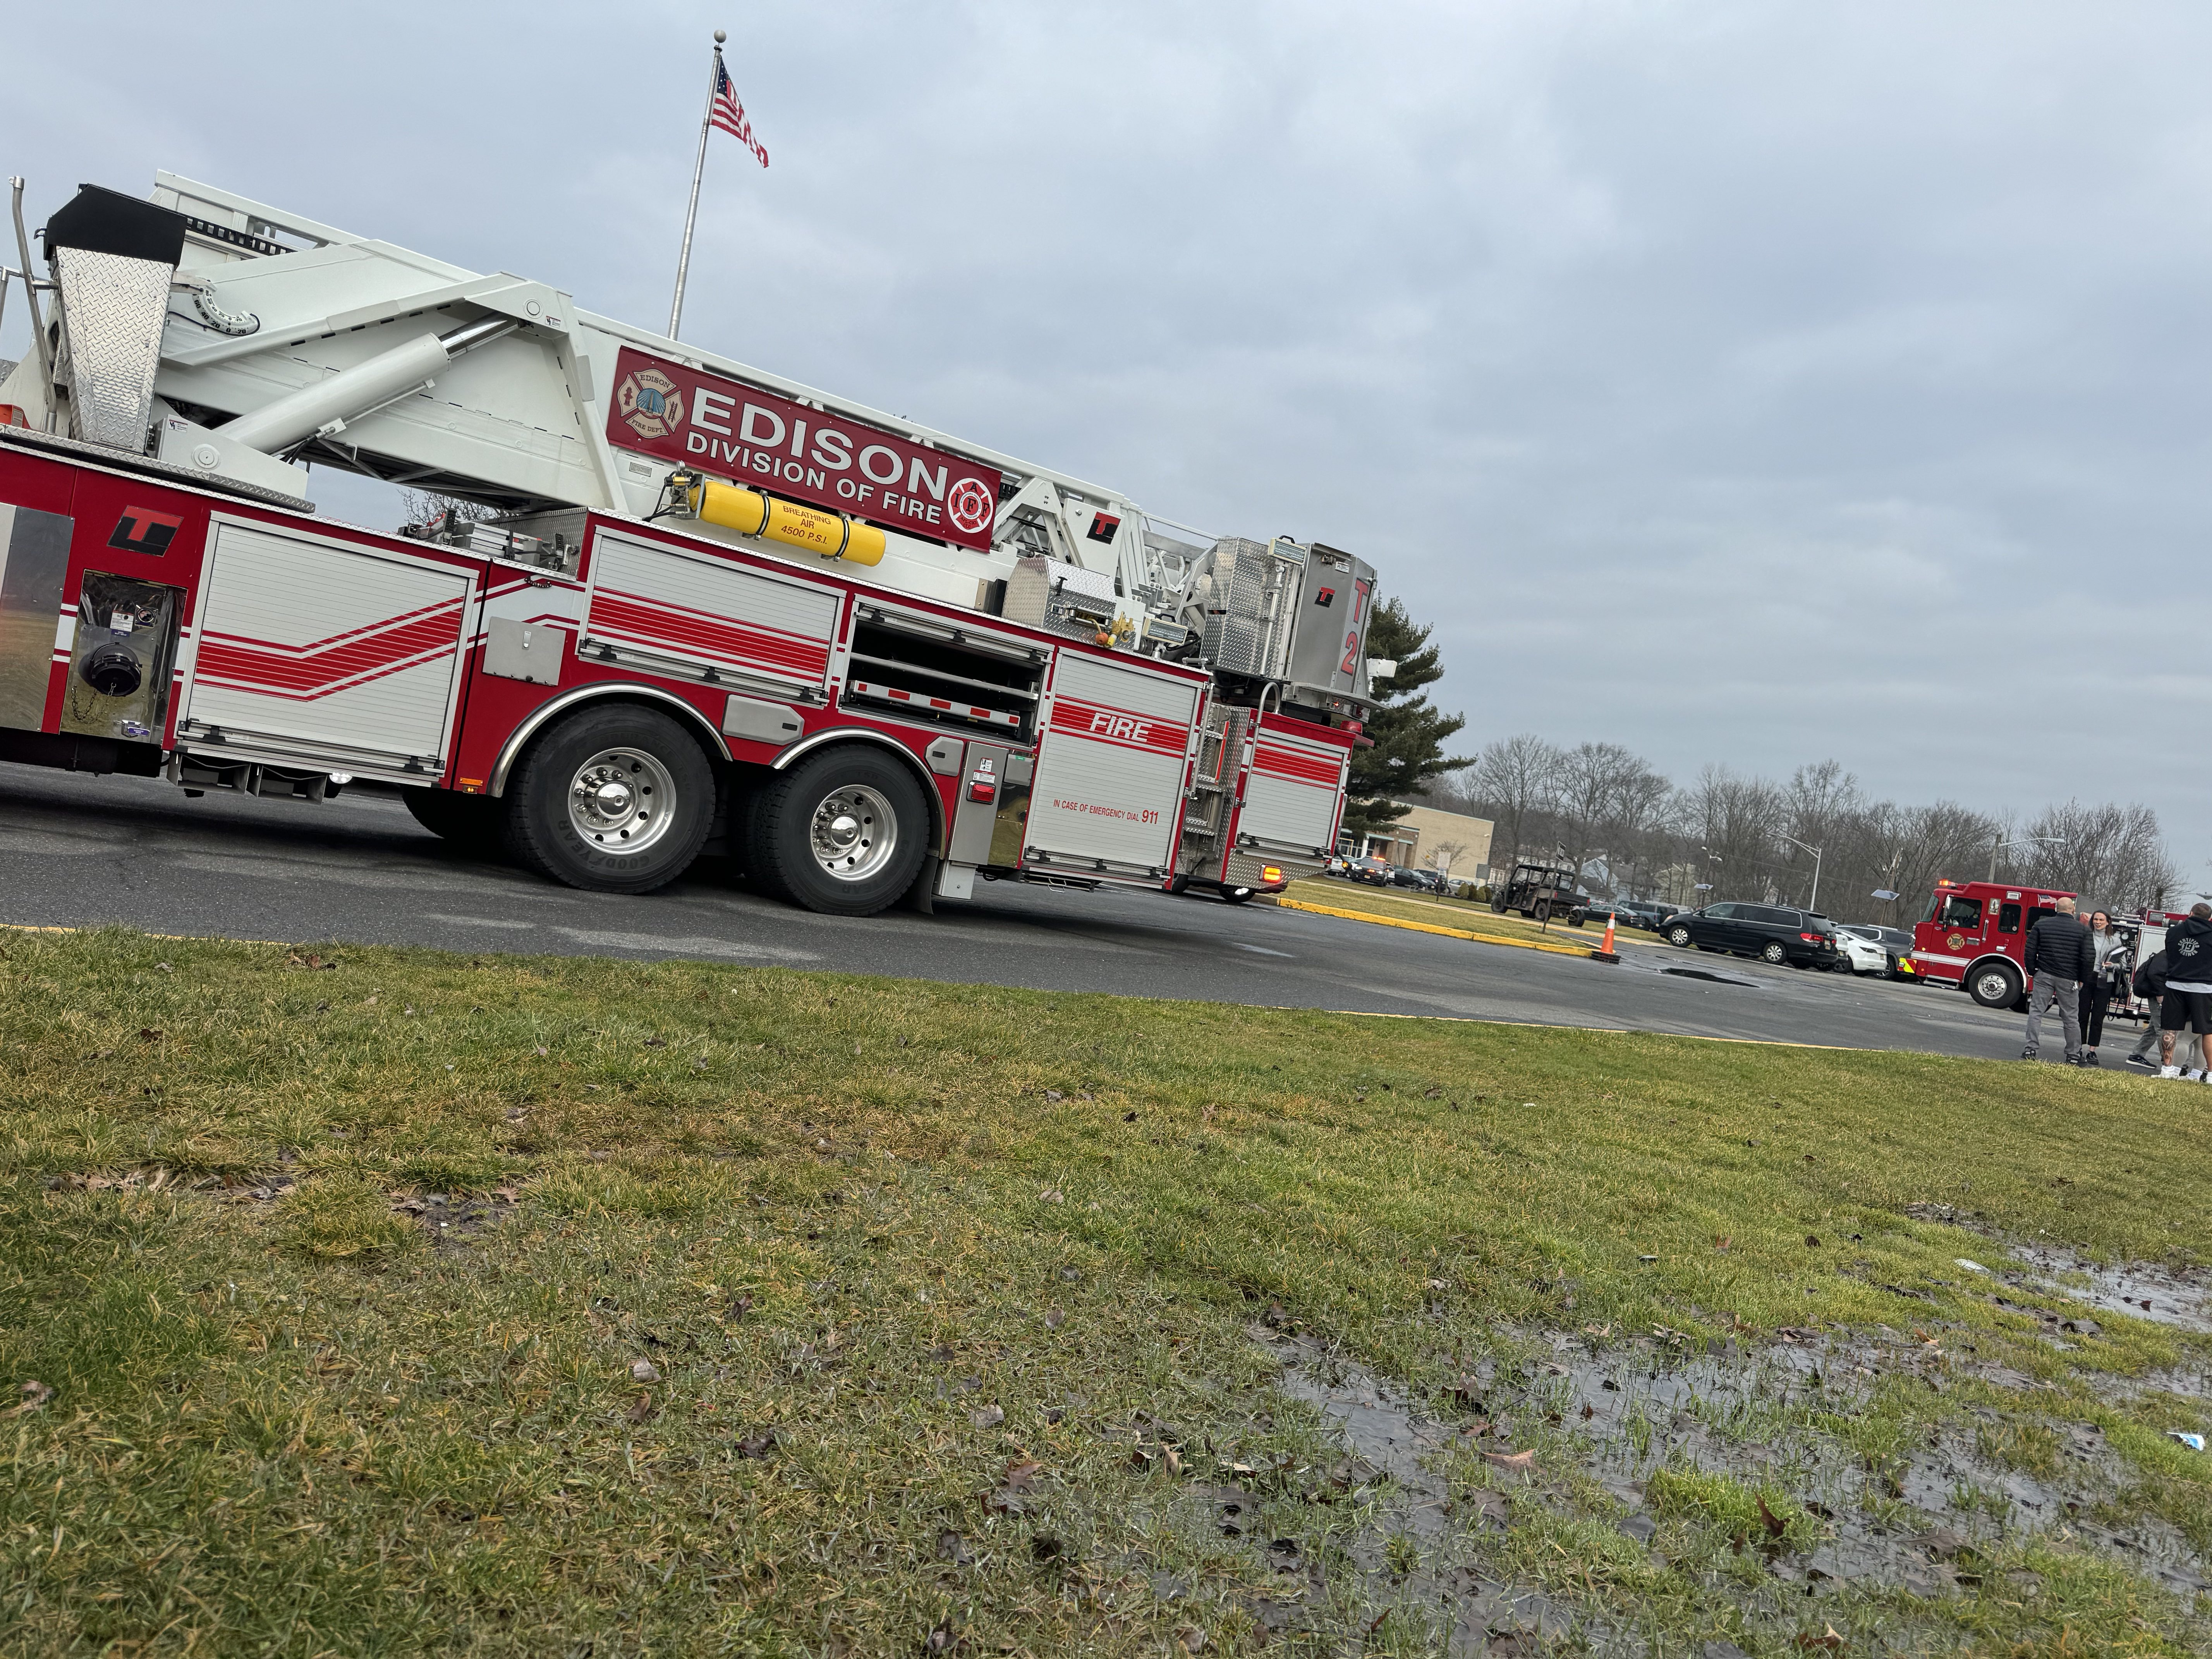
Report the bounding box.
[616,365,685,441]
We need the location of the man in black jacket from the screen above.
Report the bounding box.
[2023,896,2093,1064]
[2159,902,2212,1078]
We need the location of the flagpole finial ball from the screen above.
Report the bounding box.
[714,29,726,43]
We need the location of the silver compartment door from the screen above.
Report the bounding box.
[179,517,473,776]
[582,527,838,700]
[1026,652,1200,873]
[1240,720,1349,852]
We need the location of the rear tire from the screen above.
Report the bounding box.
[504,704,714,894]
[749,744,930,917]
[403,786,506,857]
[1968,960,2024,1010]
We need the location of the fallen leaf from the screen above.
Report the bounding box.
[17,1380,54,1411]
[1122,1110,1137,1122]
[138,1028,161,1042]
[970,1404,1004,1429]
[737,1429,776,1458]
[1038,1187,1065,1204]
[1044,1089,1064,1102]
[1795,1628,1844,1652]
[1714,1235,1733,1252]
[626,1393,657,1423]
[925,1623,955,1653]
[936,1529,972,1565]
[725,1294,753,1323]
[1805,1234,1821,1247]
[1044,1308,1064,1329]
[644,1037,665,1048]
[1758,1496,1789,1538]
[1002,1459,1043,1491]
[1176,1628,1208,1653]
[630,1358,660,1383]
[1483,1448,1536,1474]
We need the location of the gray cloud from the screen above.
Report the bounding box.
[10,1,2208,867]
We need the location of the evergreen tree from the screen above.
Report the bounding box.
[1338,598,1471,842]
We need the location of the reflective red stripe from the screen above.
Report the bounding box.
[590,587,829,680]
[1048,696,1188,755]
[1252,744,1341,786]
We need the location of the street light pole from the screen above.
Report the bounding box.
[1779,835,1823,914]
[1989,835,2064,883]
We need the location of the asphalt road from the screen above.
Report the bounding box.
[0,766,2058,1061]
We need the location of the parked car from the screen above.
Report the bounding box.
[1585,897,1666,931]
[1390,866,1445,893]
[1829,926,1889,975]
[1838,923,1918,979]
[1660,902,1844,969]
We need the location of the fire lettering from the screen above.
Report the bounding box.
[1087,710,1149,744]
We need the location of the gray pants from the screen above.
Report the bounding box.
[2025,972,2081,1060]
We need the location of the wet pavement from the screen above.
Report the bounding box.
[0,764,2049,1060]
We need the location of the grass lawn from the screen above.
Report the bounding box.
[3,926,2209,1655]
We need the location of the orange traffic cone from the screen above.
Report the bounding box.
[1592,908,1620,964]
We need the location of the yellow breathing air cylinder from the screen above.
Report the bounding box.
[692,477,886,567]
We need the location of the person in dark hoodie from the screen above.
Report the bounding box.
[2159,901,2212,1079]
[2023,895,2093,1064]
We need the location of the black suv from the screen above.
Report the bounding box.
[1661,902,1843,969]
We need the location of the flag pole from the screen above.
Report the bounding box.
[668,28,726,340]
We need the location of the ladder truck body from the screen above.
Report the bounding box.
[0,175,1381,914]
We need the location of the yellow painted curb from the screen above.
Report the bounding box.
[1270,897,1597,958]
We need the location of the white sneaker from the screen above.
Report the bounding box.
[2161,1065,2182,1078]
[2187,1070,2206,1083]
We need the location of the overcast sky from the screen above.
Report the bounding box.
[10,2,2209,864]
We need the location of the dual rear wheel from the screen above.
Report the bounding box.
[405,705,930,912]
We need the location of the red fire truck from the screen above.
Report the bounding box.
[1910,878,2078,1008]
[0,175,1382,916]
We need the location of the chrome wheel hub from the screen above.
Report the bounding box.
[809,784,897,882]
[567,748,675,855]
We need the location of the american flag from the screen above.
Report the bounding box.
[711,59,769,169]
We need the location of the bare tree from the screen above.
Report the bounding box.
[1884,802,2004,928]
[1468,734,1561,872]
[2018,801,2180,914]
[1680,765,1785,900]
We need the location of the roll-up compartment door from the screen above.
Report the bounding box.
[1239,718,1350,853]
[582,527,838,700]
[179,517,472,775]
[1025,651,1201,876]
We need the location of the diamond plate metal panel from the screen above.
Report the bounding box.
[53,248,173,453]
[1199,538,1298,678]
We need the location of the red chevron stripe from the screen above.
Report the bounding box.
[196,600,464,700]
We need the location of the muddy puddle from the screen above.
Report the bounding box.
[1228,1307,2209,1652]
[1224,1324,1582,1654]
[2006,1245,2212,1335]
